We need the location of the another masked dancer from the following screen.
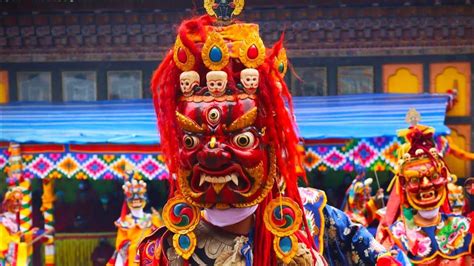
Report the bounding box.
[0,187,42,266]
[137,1,399,265]
[341,170,384,228]
[377,109,473,265]
[464,177,474,232]
[108,178,162,266]
[447,175,467,215]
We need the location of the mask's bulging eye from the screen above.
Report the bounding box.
[183,135,199,149]
[409,177,418,185]
[207,108,221,125]
[233,132,255,148]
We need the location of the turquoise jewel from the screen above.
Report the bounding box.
[209,46,223,62]
[279,236,292,253]
[278,62,285,73]
[179,234,191,250]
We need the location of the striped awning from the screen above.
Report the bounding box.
[295,94,450,140]
[0,94,450,144]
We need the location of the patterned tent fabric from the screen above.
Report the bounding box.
[0,148,168,181]
[0,94,449,144]
[303,135,449,172]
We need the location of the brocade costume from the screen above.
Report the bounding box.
[108,179,162,266]
[377,109,473,265]
[0,188,37,266]
[137,1,398,265]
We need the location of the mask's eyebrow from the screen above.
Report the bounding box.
[224,107,257,132]
[176,111,205,133]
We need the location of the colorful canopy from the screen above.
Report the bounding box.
[0,94,450,144]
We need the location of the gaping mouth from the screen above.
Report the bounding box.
[130,201,144,209]
[411,188,443,208]
[190,163,252,194]
[420,191,435,201]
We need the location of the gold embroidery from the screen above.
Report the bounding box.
[201,31,229,71]
[173,37,195,71]
[239,32,265,68]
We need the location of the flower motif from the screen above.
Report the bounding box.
[414,236,432,257]
[391,221,406,239]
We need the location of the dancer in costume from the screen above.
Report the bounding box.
[377,109,473,265]
[447,175,466,215]
[341,170,384,227]
[138,1,399,265]
[108,178,162,266]
[0,187,41,266]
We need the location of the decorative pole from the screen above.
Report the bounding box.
[7,143,34,262]
[42,178,56,266]
[7,143,32,233]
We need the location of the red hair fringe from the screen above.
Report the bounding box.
[151,16,315,265]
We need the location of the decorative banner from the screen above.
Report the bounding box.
[0,136,449,180]
[0,151,168,181]
[303,135,448,172]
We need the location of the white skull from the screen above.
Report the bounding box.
[415,149,424,156]
[180,71,200,97]
[240,68,259,94]
[429,148,439,158]
[402,153,411,161]
[206,71,227,97]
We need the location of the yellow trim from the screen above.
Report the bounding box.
[385,221,474,264]
[238,32,265,68]
[274,48,288,78]
[162,196,200,234]
[172,231,197,260]
[203,0,216,17]
[201,31,230,71]
[173,37,196,71]
[233,0,245,16]
[411,248,473,264]
[263,197,303,237]
[318,191,327,255]
[273,234,298,264]
[204,24,259,42]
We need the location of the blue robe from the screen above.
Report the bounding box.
[300,187,389,265]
